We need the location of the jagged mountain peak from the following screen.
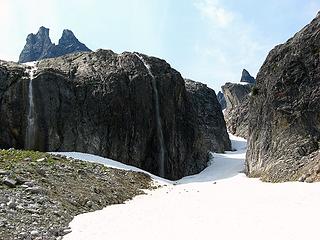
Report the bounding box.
[26,27,50,42]
[62,29,74,36]
[242,69,250,76]
[38,26,50,34]
[59,29,76,43]
[240,69,255,84]
[19,27,91,63]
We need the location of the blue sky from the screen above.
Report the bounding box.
[0,0,319,91]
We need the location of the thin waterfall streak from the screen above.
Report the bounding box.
[25,63,37,150]
[134,53,166,177]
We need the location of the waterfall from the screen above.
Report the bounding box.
[135,53,166,177]
[24,63,37,150]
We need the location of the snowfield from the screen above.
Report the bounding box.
[58,134,320,240]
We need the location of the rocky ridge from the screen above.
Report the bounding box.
[19,27,91,63]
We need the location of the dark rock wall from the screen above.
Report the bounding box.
[185,80,231,153]
[0,50,231,180]
[0,61,28,149]
[217,91,226,110]
[246,14,320,182]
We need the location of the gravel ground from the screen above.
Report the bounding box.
[0,149,153,240]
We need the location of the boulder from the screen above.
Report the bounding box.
[3,178,17,188]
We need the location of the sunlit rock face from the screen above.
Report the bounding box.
[222,71,255,139]
[246,13,320,182]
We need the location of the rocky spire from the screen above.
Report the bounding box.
[19,26,52,63]
[240,69,256,84]
[57,29,91,55]
[59,29,77,45]
[19,27,91,63]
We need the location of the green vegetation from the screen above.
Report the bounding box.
[251,86,259,96]
[0,149,48,162]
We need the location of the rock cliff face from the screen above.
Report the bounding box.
[19,27,91,63]
[222,82,252,110]
[217,91,226,110]
[222,80,254,139]
[185,80,231,153]
[246,13,320,182]
[0,50,231,180]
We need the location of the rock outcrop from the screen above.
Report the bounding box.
[0,50,231,180]
[217,91,226,110]
[222,78,254,139]
[185,80,231,153]
[19,27,91,63]
[222,82,252,110]
[246,13,320,182]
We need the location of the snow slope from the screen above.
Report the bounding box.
[52,152,170,184]
[60,134,320,240]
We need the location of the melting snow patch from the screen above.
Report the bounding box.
[56,134,320,240]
